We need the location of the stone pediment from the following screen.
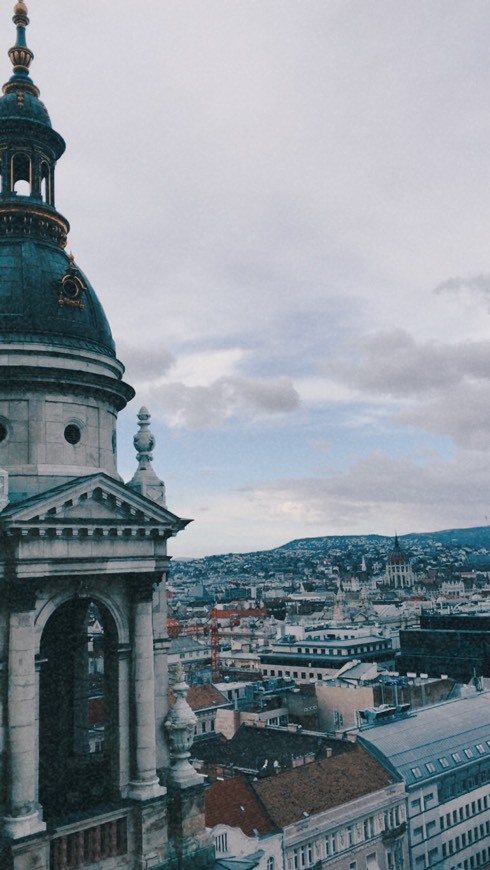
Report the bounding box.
[0,472,190,536]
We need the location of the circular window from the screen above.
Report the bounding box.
[62,278,80,299]
[0,422,7,443]
[64,424,81,445]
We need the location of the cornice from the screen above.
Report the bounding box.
[0,201,69,247]
[0,365,135,409]
[0,525,174,539]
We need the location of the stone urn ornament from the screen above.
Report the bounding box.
[165,665,204,788]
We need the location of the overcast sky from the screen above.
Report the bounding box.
[14,1,490,556]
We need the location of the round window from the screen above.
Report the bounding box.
[62,278,80,299]
[64,424,81,445]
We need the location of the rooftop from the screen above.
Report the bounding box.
[206,776,277,837]
[358,692,490,787]
[169,636,208,654]
[252,744,395,827]
[168,683,230,712]
[192,722,350,774]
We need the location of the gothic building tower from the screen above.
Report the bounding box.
[0,5,212,868]
[384,535,415,591]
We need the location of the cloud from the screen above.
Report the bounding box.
[29,2,490,557]
[171,447,490,556]
[396,382,490,450]
[117,344,175,383]
[309,439,331,453]
[434,274,490,306]
[329,330,490,398]
[150,375,300,429]
[243,449,490,537]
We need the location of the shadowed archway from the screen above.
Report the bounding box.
[39,598,119,819]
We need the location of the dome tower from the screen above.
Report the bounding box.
[0,1,134,502]
[0,7,211,868]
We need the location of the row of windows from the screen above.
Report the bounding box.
[290,847,379,870]
[413,741,490,779]
[215,832,227,853]
[450,849,490,870]
[196,717,215,735]
[266,714,289,726]
[414,827,490,869]
[296,643,387,656]
[416,847,490,870]
[439,759,490,802]
[441,820,490,858]
[263,668,326,681]
[410,790,436,813]
[287,806,403,869]
[440,794,489,829]
[0,151,53,202]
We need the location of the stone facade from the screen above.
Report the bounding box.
[0,3,213,868]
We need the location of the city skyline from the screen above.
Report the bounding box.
[27,2,490,557]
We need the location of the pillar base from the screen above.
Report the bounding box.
[168,764,205,790]
[167,782,213,868]
[3,809,46,840]
[128,777,166,801]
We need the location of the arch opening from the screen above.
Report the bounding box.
[40,160,50,203]
[11,152,31,195]
[39,598,119,819]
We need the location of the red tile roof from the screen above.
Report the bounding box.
[205,776,277,837]
[251,744,394,827]
[168,683,230,712]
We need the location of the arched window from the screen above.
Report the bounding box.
[39,598,119,819]
[40,160,50,203]
[267,857,275,870]
[11,152,31,195]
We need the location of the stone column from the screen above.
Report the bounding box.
[4,589,46,839]
[117,642,131,794]
[153,571,171,774]
[73,605,90,760]
[154,635,171,774]
[128,576,165,800]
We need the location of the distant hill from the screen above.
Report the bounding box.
[173,525,490,572]
[274,526,490,554]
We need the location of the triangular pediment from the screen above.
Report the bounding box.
[0,472,191,534]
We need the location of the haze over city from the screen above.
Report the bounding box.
[28,1,490,557]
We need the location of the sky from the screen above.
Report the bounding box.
[11,1,490,557]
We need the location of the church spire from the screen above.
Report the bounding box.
[4,1,39,98]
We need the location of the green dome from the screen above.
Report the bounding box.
[0,239,116,356]
[0,3,114,360]
[0,91,65,158]
[0,90,51,124]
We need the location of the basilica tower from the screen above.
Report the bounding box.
[0,1,134,504]
[0,6,212,868]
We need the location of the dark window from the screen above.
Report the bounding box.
[65,424,81,445]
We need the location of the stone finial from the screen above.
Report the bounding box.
[13,2,29,26]
[127,406,166,505]
[165,665,204,789]
[133,406,155,461]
